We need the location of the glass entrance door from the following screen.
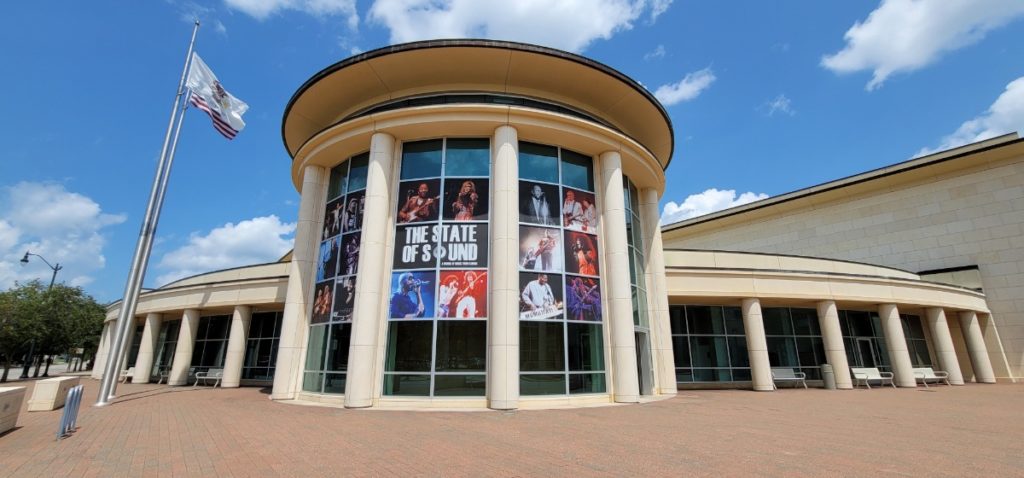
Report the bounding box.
[855,338,878,367]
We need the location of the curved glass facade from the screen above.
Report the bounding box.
[303,153,368,394]
[384,138,491,397]
[517,142,606,395]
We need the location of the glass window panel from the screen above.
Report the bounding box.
[910,340,932,367]
[724,307,745,335]
[302,372,323,393]
[383,374,431,396]
[839,312,853,336]
[672,336,691,368]
[636,286,649,328]
[874,339,891,367]
[692,368,731,382]
[689,336,729,368]
[326,323,352,372]
[846,311,874,336]
[560,149,594,191]
[670,306,686,334]
[434,375,486,396]
[195,317,211,341]
[435,321,487,372]
[676,368,693,383]
[324,373,346,394]
[518,142,559,183]
[844,338,857,365]
[795,337,824,367]
[731,368,752,381]
[304,325,328,371]
[628,182,640,217]
[766,337,798,367]
[348,153,370,190]
[800,367,821,380]
[384,321,434,372]
[567,323,604,371]
[727,337,749,368]
[445,138,490,177]
[520,322,565,372]
[762,308,793,336]
[903,315,926,340]
[327,162,347,200]
[791,308,821,335]
[687,306,725,335]
[401,140,443,180]
[621,177,632,212]
[201,341,226,367]
[520,374,566,395]
[569,373,606,394]
[628,251,637,285]
[869,313,884,337]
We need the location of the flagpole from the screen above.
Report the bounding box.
[96,20,200,406]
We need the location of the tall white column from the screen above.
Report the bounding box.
[639,187,677,396]
[741,298,773,391]
[959,310,996,383]
[132,313,162,384]
[91,321,114,379]
[925,308,964,385]
[879,304,916,387]
[345,132,395,408]
[600,151,639,403]
[168,309,200,386]
[222,305,252,388]
[272,165,329,400]
[816,301,852,389]
[487,125,520,410]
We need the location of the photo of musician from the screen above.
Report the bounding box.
[316,236,339,282]
[340,232,360,275]
[388,271,435,319]
[437,270,487,318]
[519,181,559,225]
[397,179,440,224]
[562,188,599,233]
[342,190,365,233]
[311,280,333,324]
[333,276,356,322]
[564,231,599,276]
[323,197,344,238]
[519,273,564,320]
[519,226,562,272]
[566,277,601,322]
[443,178,488,221]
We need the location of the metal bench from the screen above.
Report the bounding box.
[913,367,950,388]
[770,367,807,389]
[193,368,224,388]
[119,367,135,384]
[850,367,896,389]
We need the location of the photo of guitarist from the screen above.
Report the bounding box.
[567,277,601,322]
[398,182,439,223]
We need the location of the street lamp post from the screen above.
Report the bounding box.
[19,251,61,379]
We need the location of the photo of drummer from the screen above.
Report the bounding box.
[397,179,440,224]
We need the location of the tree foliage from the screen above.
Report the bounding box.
[0,280,106,382]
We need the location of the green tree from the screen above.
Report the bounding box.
[0,281,105,382]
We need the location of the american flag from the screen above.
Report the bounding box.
[190,93,238,139]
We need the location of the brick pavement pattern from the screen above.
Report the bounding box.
[1,380,1022,476]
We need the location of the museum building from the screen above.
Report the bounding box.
[97,40,1019,410]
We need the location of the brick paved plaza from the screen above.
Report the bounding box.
[1,379,1022,477]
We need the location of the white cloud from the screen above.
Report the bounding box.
[763,94,795,117]
[660,188,769,225]
[917,76,1024,156]
[653,68,715,106]
[643,44,666,61]
[821,0,1024,90]
[367,0,668,52]
[155,215,295,286]
[0,182,126,289]
[225,0,359,28]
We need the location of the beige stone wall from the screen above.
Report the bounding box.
[663,150,1024,379]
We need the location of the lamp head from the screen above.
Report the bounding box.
[20,252,29,265]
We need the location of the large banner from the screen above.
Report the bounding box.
[564,231,599,276]
[443,178,489,221]
[565,276,601,322]
[561,187,598,233]
[396,179,441,224]
[394,223,489,269]
[519,226,562,273]
[389,271,436,319]
[333,276,355,322]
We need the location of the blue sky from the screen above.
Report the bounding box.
[2,0,1023,302]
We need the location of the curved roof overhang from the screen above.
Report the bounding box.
[282,39,674,169]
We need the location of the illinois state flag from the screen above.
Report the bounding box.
[186,53,248,139]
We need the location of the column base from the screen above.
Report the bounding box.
[488,400,518,410]
[613,394,639,403]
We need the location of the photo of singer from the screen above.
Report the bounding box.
[388,270,436,319]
